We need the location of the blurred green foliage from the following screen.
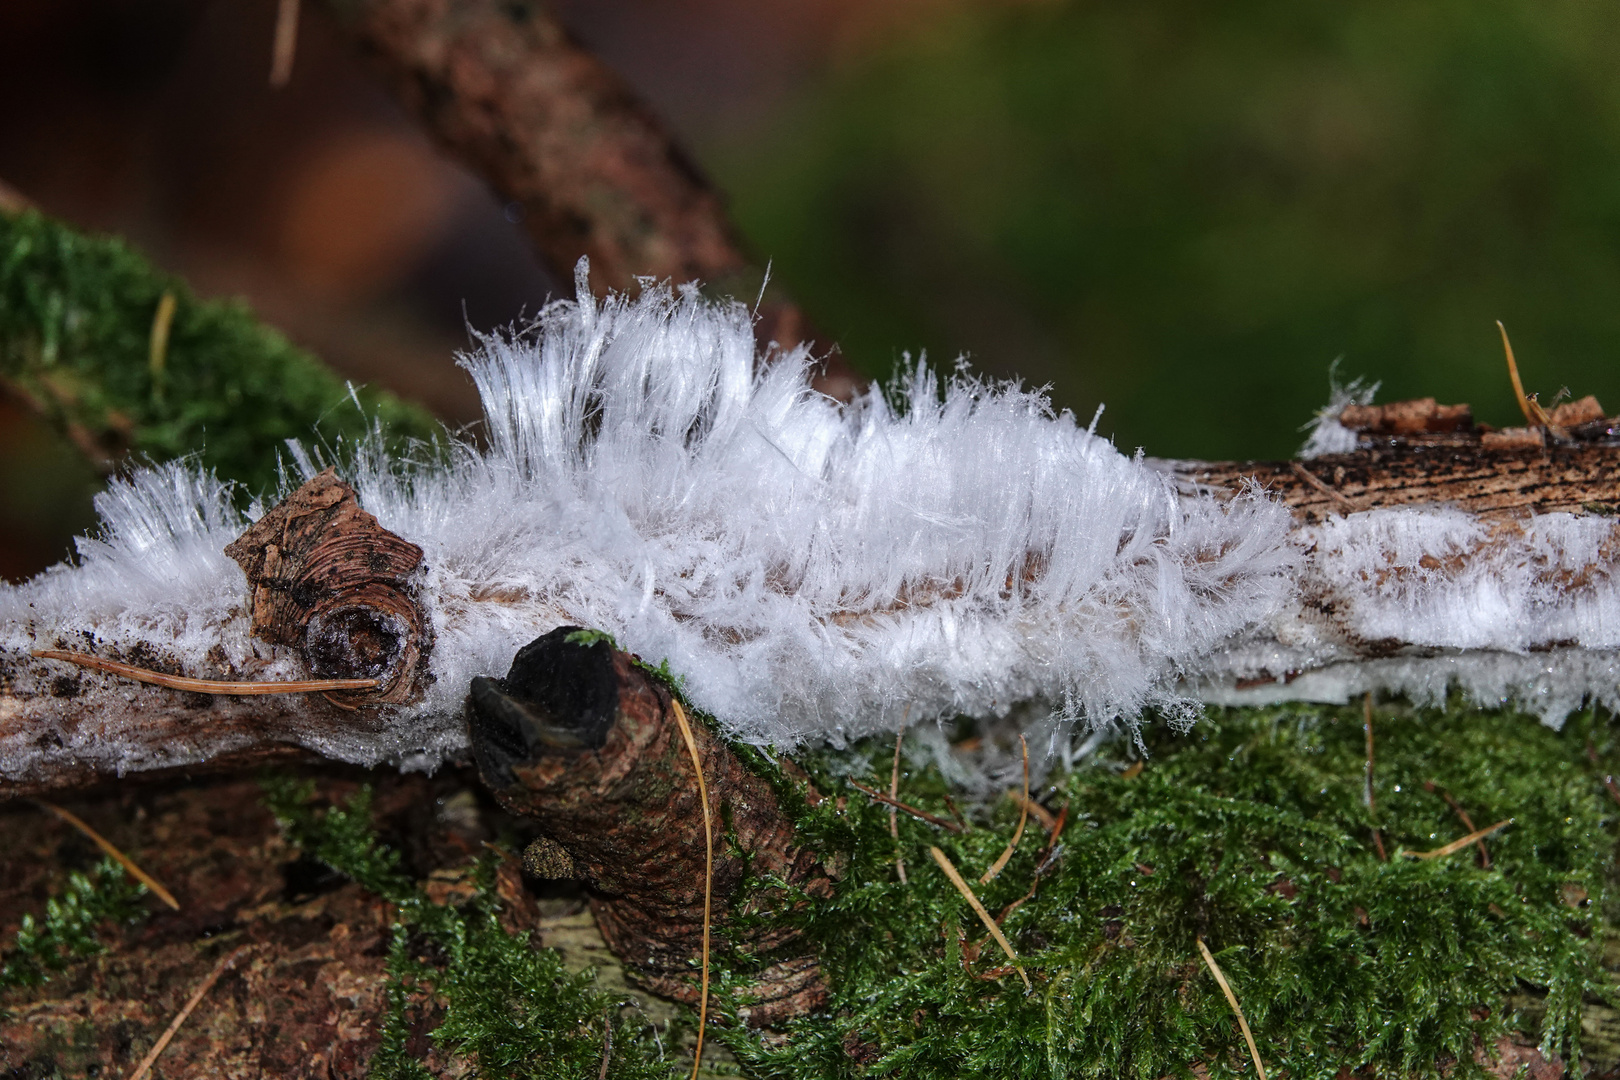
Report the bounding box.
[716,0,1620,459]
[0,210,442,498]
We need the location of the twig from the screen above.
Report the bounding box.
[848,780,963,833]
[889,731,907,885]
[35,801,180,910]
[1197,937,1267,1080]
[929,846,1030,991]
[33,650,378,695]
[981,735,1030,884]
[1291,461,1364,513]
[1011,792,1057,833]
[942,793,972,832]
[269,0,302,88]
[598,1006,613,1080]
[669,700,713,1080]
[1423,781,1491,868]
[125,944,251,1080]
[1401,819,1511,860]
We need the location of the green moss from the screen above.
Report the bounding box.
[259,695,1620,1079]
[723,702,1620,1078]
[261,777,673,1079]
[0,858,149,1003]
[0,210,442,495]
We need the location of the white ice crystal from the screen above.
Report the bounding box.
[4,265,1618,776]
[1,264,1297,763]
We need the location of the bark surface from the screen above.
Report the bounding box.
[469,627,834,1027]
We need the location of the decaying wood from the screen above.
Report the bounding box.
[6,401,1620,800]
[0,471,432,798]
[468,626,834,1027]
[1169,396,1620,523]
[225,468,430,707]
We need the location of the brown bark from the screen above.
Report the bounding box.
[1,471,437,798]
[313,0,864,400]
[468,626,834,1027]
[225,467,431,707]
[1174,442,1620,523]
[1169,399,1620,522]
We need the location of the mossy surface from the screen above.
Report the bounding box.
[730,703,1619,1079]
[261,777,674,1079]
[0,210,442,495]
[262,696,1620,1079]
[0,858,148,1005]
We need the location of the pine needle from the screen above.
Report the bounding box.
[1197,937,1267,1080]
[1499,320,1550,427]
[929,845,1029,991]
[147,291,176,401]
[36,801,180,911]
[33,649,378,695]
[125,944,250,1080]
[1401,819,1512,860]
[981,735,1030,884]
[889,731,907,884]
[269,0,301,88]
[669,699,713,1080]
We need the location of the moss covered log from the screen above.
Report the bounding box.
[0,210,441,494]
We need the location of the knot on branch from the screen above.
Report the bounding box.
[225,468,430,706]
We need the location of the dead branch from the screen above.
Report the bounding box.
[468,626,835,1027]
[311,0,862,398]
[4,402,1620,800]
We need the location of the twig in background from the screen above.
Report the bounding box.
[669,699,713,1080]
[125,944,251,1080]
[929,846,1030,991]
[1197,937,1268,1080]
[848,780,963,833]
[597,1006,612,1080]
[889,731,907,884]
[1400,819,1511,861]
[33,649,378,695]
[981,735,1030,884]
[35,801,180,910]
[1423,781,1491,868]
[269,0,301,88]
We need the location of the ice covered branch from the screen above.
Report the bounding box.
[3,278,1619,800]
